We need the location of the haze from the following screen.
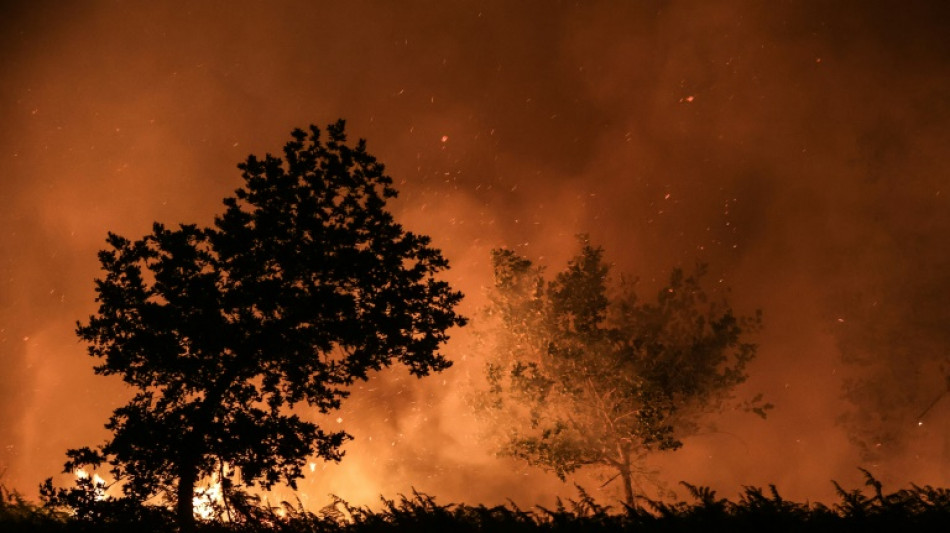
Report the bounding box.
[2,0,949,508]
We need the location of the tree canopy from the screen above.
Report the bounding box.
[474,239,768,506]
[50,121,465,529]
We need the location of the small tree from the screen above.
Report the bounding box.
[475,239,768,507]
[54,121,465,530]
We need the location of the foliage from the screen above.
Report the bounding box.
[473,238,770,506]
[50,121,465,529]
[36,476,175,533]
[13,473,950,532]
[1,482,68,533]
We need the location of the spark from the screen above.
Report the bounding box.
[916,391,947,423]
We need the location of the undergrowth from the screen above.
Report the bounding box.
[5,469,950,532]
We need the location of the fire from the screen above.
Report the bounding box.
[72,466,228,520]
[193,468,225,521]
[74,468,107,501]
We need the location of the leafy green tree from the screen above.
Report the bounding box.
[475,239,768,507]
[52,121,465,530]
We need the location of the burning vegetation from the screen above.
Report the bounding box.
[19,120,945,532]
[4,4,950,525]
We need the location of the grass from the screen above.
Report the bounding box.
[5,469,950,532]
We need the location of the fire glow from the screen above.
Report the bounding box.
[1,0,949,515]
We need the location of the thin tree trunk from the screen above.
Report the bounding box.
[620,468,635,509]
[220,461,233,523]
[177,457,197,533]
[619,449,636,509]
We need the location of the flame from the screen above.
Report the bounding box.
[72,466,228,519]
[193,469,225,521]
[74,468,107,501]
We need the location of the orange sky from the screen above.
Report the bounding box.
[2,0,950,508]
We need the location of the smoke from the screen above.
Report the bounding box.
[2,0,950,507]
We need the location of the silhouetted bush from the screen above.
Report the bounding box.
[7,472,950,532]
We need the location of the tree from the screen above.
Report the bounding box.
[474,239,768,507]
[54,121,465,530]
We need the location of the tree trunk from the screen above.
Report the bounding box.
[619,450,636,509]
[177,457,197,533]
[620,468,635,509]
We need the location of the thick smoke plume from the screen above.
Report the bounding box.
[2,0,949,507]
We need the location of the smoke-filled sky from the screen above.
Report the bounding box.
[3,0,950,508]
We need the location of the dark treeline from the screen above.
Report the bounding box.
[4,472,950,533]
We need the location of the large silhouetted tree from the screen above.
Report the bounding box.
[475,239,768,507]
[54,121,465,530]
